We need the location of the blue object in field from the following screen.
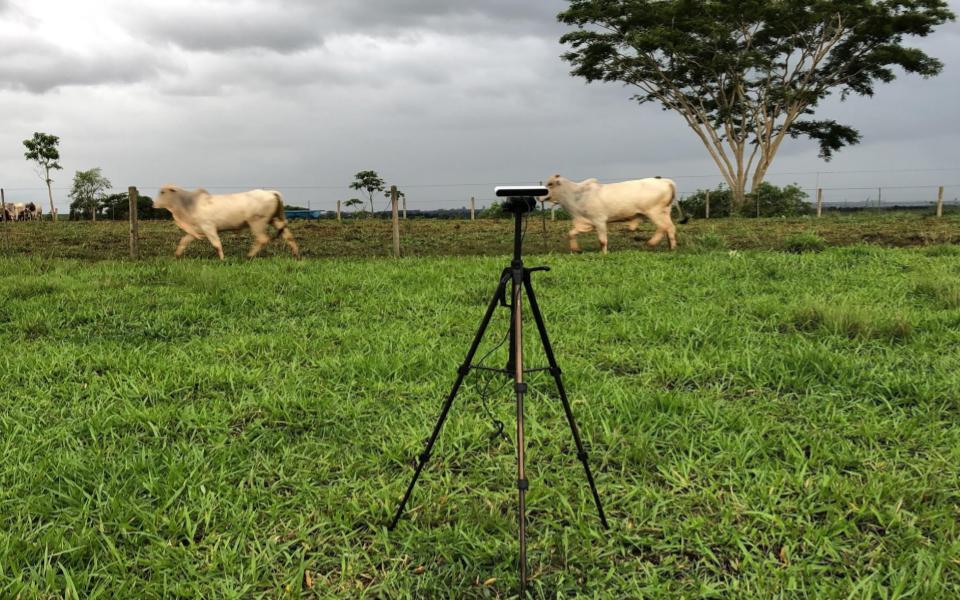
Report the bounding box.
[285,209,325,220]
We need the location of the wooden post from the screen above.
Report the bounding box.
[551,206,556,221]
[128,186,140,259]
[878,187,882,210]
[337,200,341,222]
[391,185,400,257]
[705,190,710,219]
[937,186,944,217]
[470,197,475,221]
[1,188,5,223]
[402,195,407,220]
[817,188,823,218]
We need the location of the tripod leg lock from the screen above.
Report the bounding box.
[515,382,528,394]
[550,366,562,377]
[517,478,529,491]
[419,451,431,465]
[458,364,471,377]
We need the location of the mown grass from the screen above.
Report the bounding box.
[2,210,960,260]
[2,246,960,598]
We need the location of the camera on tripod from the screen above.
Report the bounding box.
[495,186,548,214]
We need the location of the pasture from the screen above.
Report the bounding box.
[1,210,960,259]
[2,244,960,597]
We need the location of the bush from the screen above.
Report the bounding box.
[783,231,826,253]
[680,182,812,218]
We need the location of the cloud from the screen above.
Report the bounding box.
[131,2,324,54]
[0,36,174,93]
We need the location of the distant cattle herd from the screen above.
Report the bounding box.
[2,202,43,222]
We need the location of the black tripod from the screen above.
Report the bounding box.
[388,189,609,594]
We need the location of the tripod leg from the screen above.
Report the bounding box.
[389,273,510,531]
[523,277,609,529]
[510,277,529,593]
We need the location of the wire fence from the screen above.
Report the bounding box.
[3,183,959,222]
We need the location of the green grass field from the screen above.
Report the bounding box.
[2,243,960,597]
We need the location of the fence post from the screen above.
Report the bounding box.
[705,190,710,219]
[1,188,5,223]
[391,185,400,257]
[817,188,823,218]
[402,195,407,220]
[878,187,882,210]
[128,186,140,259]
[551,206,556,221]
[937,186,944,217]
[470,197,475,221]
[337,200,342,223]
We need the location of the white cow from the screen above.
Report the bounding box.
[544,174,685,253]
[153,185,299,259]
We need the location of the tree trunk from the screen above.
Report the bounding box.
[731,179,748,215]
[45,167,55,222]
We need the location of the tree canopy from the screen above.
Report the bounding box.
[68,168,112,221]
[559,0,954,207]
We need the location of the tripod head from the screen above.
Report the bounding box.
[495,186,548,262]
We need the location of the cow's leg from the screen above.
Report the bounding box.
[201,227,225,260]
[645,210,676,249]
[247,223,270,258]
[627,217,641,232]
[568,219,593,253]
[596,222,610,255]
[278,227,300,258]
[174,234,196,258]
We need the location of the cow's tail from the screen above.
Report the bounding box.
[270,191,300,257]
[270,192,289,238]
[669,180,689,224]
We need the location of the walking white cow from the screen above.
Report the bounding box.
[544,174,685,253]
[153,185,299,260]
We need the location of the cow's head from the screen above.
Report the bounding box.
[543,173,571,205]
[154,185,178,210]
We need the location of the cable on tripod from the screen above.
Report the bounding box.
[474,326,511,444]
[471,211,532,444]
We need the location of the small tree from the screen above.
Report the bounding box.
[68,168,112,221]
[23,132,63,220]
[350,171,385,216]
[344,197,364,217]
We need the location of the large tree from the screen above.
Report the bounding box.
[350,170,385,216]
[68,168,112,221]
[23,132,63,220]
[559,0,954,209]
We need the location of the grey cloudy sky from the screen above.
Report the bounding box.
[1,0,958,212]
